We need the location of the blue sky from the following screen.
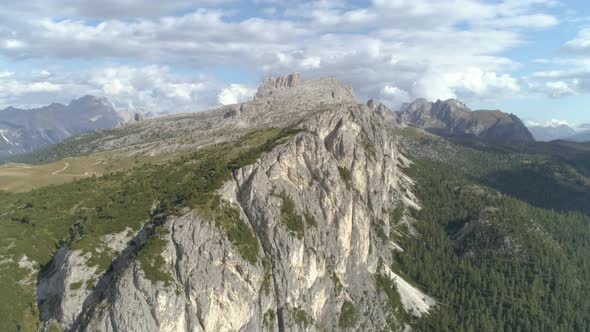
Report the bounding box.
[1,0,590,125]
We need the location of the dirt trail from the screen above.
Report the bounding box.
[51,162,70,175]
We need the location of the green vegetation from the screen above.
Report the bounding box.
[337,166,352,190]
[47,321,64,332]
[0,127,301,331]
[279,192,306,240]
[137,226,174,286]
[374,269,407,328]
[394,127,429,140]
[263,309,276,327]
[262,257,272,294]
[395,155,590,331]
[86,277,96,291]
[210,200,259,264]
[69,281,83,291]
[303,210,317,228]
[389,204,404,226]
[371,217,388,241]
[0,150,173,193]
[338,300,358,329]
[330,271,343,294]
[291,307,312,327]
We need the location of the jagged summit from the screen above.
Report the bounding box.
[69,95,113,108]
[398,98,534,142]
[255,73,301,99]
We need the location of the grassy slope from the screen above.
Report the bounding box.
[0,127,299,331]
[0,151,175,192]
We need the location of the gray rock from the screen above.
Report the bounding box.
[255,73,302,99]
[398,98,534,142]
[40,75,435,332]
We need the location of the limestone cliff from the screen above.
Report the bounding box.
[37,75,434,331]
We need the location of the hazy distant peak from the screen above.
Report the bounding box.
[399,97,533,142]
[69,95,113,109]
[0,95,125,159]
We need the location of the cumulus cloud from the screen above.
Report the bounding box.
[379,85,411,106]
[217,84,256,105]
[526,119,575,128]
[0,0,565,111]
[0,65,224,112]
[528,64,590,98]
[562,28,590,55]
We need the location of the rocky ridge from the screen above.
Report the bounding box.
[37,75,435,331]
[0,96,147,160]
[398,98,534,142]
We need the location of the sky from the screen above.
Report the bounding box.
[1,0,590,125]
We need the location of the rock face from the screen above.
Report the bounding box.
[37,75,435,331]
[255,73,302,99]
[398,98,534,142]
[0,96,125,159]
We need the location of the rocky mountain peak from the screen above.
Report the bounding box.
[69,95,114,110]
[434,98,469,110]
[399,97,534,142]
[255,72,301,99]
[0,96,126,160]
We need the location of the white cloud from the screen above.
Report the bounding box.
[379,85,411,106]
[545,81,576,97]
[408,67,520,102]
[300,56,321,70]
[485,14,557,29]
[86,65,216,112]
[562,28,590,54]
[526,119,574,128]
[218,84,256,105]
[0,65,225,112]
[0,74,62,103]
[2,39,25,49]
[0,0,566,111]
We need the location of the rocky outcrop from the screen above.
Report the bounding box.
[255,73,301,99]
[398,98,534,142]
[452,205,521,259]
[29,75,356,163]
[38,75,434,331]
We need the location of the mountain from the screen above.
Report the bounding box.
[0,96,146,160]
[528,123,577,141]
[525,122,590,142]
[0,75,589,331]
[569,131,590,142]
[398,98,534,142]
[567,124,590,142]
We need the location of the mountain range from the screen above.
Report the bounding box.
[397,98,534,142]
[0,96,147,160]
[0,74,588,331]
[527,121,590,142]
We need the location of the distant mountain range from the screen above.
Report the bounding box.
[527,122,590,142]
[397,98,534,142]
[0,96,149,160]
